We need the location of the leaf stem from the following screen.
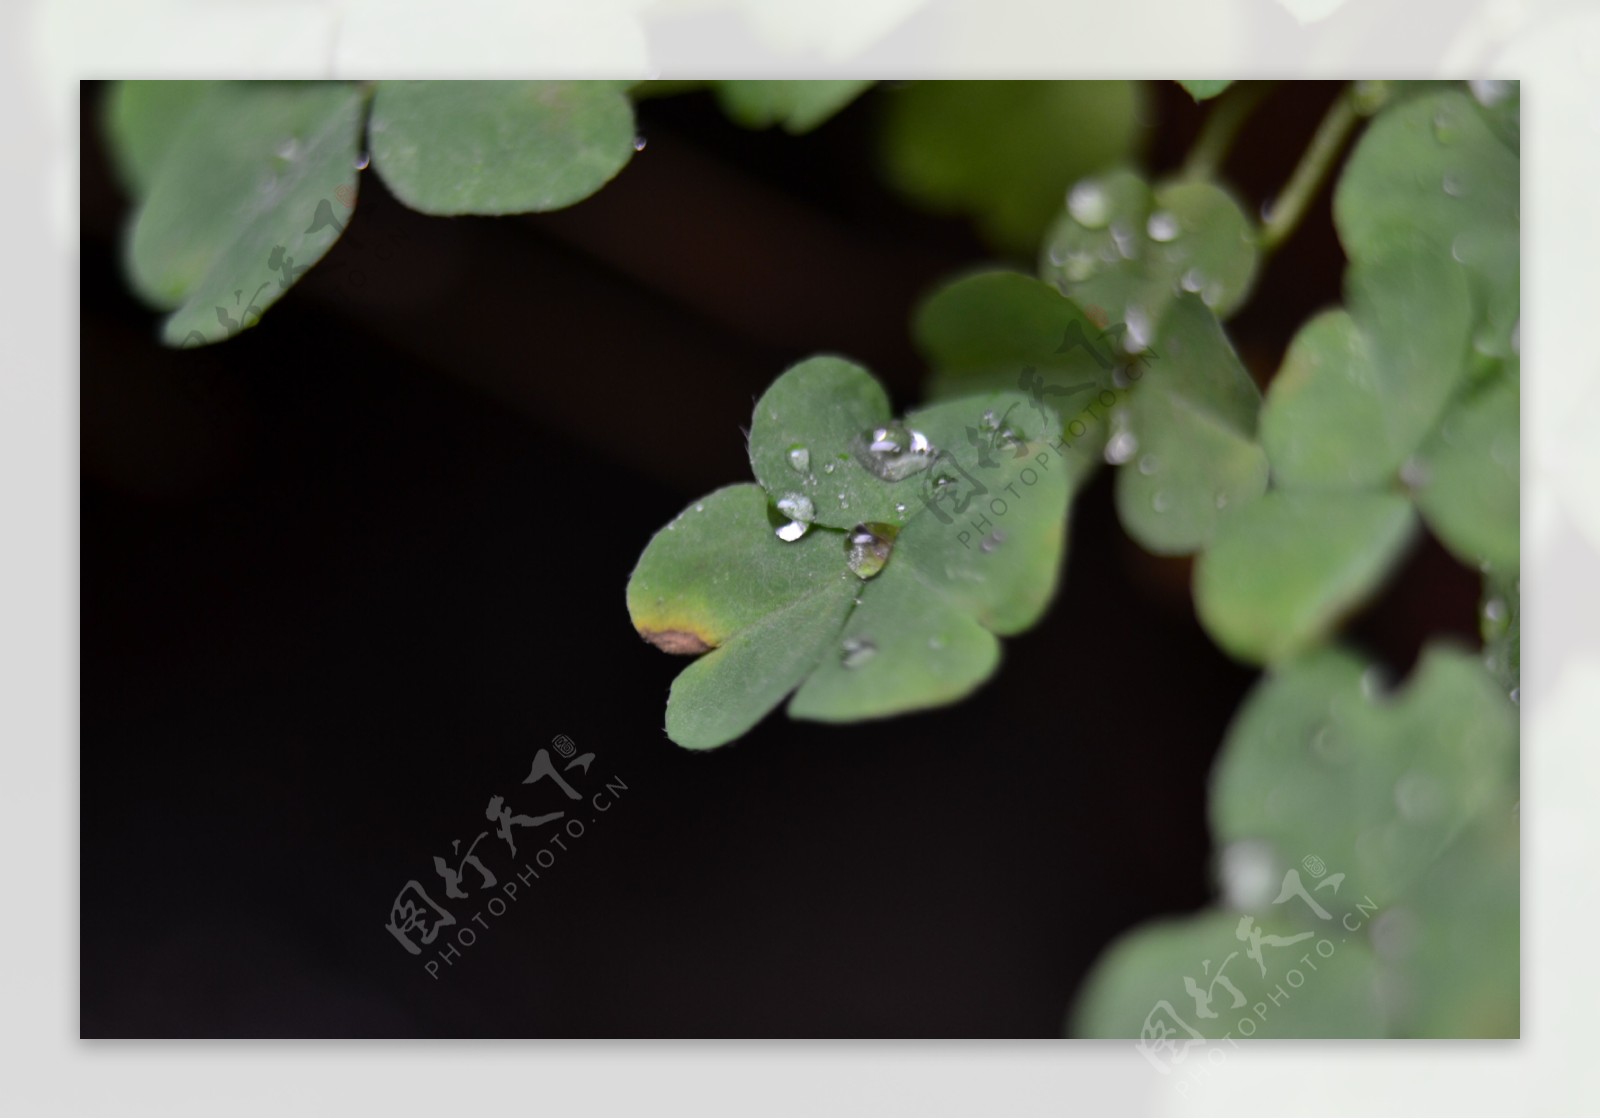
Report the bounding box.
[1259,84,1363,254]
[1180,81,1270,182]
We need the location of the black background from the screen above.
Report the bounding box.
[80,80,1479,1037]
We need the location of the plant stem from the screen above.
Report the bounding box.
[1180,81,1271,182]
[1259,84,1363,254]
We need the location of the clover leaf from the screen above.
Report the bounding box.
[1073,643,1518,1039]
[1040,169,1260,325]
[1177,80,1234,101]
[880,81,1143,254]
[627,357,1073,749]
[123,81,366,347]
[368,80,636,215]
[714,81,872,133]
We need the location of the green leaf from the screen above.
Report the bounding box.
[880,81,1143,253]
[1071,910,1384,1040]
[103,80,219,198]
[368,80,635,216]
[1334,88,1519,377]
[1177,80,1234,101]
[1210,644,1518,907]
[627,484,859,749]
[1113,295,1268,554]
[1040,171,1260,326]
[1481,569,1519,696]
[630,361,1073,748]
[1193,491,1417,663]
[1259,250,1474,490]
[713,80,872,133]
[1409,373,1519,573]
[125,82,365,347]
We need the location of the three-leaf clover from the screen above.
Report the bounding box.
[626,356,1074,749]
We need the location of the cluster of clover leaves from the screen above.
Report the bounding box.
[109,78,1520,1037]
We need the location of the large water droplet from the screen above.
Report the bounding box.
[777,493,815,524]
[845,523,897,580]
[775,520,809,542]
[1067,180,1111,228]
[1146,210,1180,242]
[841,636,877,669]
[854,424,937,482]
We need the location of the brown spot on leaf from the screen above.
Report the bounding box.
[640,628,713,655]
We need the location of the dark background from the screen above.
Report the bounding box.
[80,80,1479,1037]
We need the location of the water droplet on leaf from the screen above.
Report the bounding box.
[777,493,815,524]
[845,522,897,580]
[1067,180,1111,228]
[854,424,937,482]
[841,636,877,669]
[787,444,810,473]
[1146,210,1180,242]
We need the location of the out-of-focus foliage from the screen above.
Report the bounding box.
[1074,644,1518,1039]
[880,81,1144,254]
[714,80,872,133]
[628,358,1072,749]
[1178,80,1234,101]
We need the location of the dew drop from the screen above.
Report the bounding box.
[1484,597,1507,623]
[1400,455,1431,490]
[1103,410,1138,465]
[776,493,815,524]
[1394,771,1444,822]
[633,135,648,152]
[845,522,897,580]
[275,137,301,161]
[1124,304,1152,353]
[1151,490,1170,513]
[1219,839,1279,911]
[1137,453,1159,476]
[854,424,937,482]
[1180,266,1206,293]
[775,520,809,542]
[1214,491,1229,510]
[979,530,1007,553]
[1470,79,1513,108]
[1064,252,1096,283]
[1067,180,1111,228]
[787,444,810,473]
[354,150,371,171]
[928,636,945,651]
[1442,172,1467,198]
[1510,686,1520,705]
[841,636,877,669]
[694,503,704,512]
[1146,210,1180,242]
[824,462,835,474]
[1110,221,1138,260]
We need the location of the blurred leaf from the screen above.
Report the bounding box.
[714,80,872,133]
[1384,811,1519,1037]
[103,80,219,198]
[880,81,1142,254]
[1335,88,1519,380]
[1210,645,1518,906]
[631,360,1071,748]
[1071,910,1384,1040]
[1040,171,1260,324]
[1194,491,1417,663]
[1177,80,1234,101]
[1114,297,1268,554]
[125,81,365,346]
[369,80,634,215]
[1409,374,1519,573]
[1259,250,1474,490]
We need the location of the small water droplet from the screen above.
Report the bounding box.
[824,462,835,474]
[1511,319,1520,355]
[1180,266,1206,293]
[694,503,704,513]
[1137,453,1159,476]
[895,503,907,515]
[775,519,809,542]
[928,635,945,651]
[979,530,1007,553]
[1442,172,1467,197]
[276,137,301,161]
[787,444,810,473]
[841,636,877,669]
[1484,597,1507,623]
[979,409,999,433]
[845,523,897,580]
[633,135,648,152]
[1064,252,1096,283]
[854,424,937,482]
[1219,839,1279,911]
[1201,281,1226,308]
[1110,221,1138,260]
[776,493,815,524]
[1510,686,1520,705]
[1451,233,1469,263]
[1124,304,1152,353]
[1103,412,1138,465]
[1360,666,1387,699]
[1433,106,1459,144]
[1067,180,1111,228]
[1214,491,1229,510]
[1147,210,1180,242]
[354,150,371,171]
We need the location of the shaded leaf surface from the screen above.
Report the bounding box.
[714,80,871,133]
[103,80,219,198]
[369,80,635,215]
